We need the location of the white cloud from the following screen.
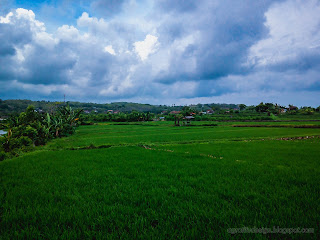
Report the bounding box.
[56,25,80,42]
[0,8,45,32]
[77,12,109,32]
[249,0,320,67]
[16,8,45,32]
[0,11,13,23]
[104,45,116,55]
[134,34,159,61]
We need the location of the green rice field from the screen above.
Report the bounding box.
[1,121,319,239]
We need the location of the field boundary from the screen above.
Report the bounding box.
[233,125,320,128]
[45,135,320,152]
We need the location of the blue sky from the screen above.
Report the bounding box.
[1,0,320,107]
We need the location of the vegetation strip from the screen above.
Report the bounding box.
[233,124,320,128]
[141,144,224,159]
[275,135,320,141]
[61,135,320,152]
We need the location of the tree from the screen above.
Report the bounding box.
[1,105,83,159]
[239,104,247,111]
[255,102,268,112]
[181,106,194,116]
[175,114,183,126]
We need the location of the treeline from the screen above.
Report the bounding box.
[80,108,276,123]
[0,105,82,160]
[80,111,155,123]
[0,99,239,116]
[253,102,320,115]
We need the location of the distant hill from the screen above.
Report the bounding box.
[0,99,239,116]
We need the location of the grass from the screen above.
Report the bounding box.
[1,120,320,239]
[41,122,320,149]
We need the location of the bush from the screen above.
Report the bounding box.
[17,136,33,147]
[0,151,6,161]
[1,105,83,160]
[0,134,23,152]
[24,126,38,141]
[270,113,278,120]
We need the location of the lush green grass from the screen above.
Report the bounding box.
[277,113,320,120]
[1,121,319,239]
[219,121,320,126]
[41,122,320,150]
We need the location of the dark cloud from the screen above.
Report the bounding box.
[154,0,279,84]
[268,50,320,73]
[0,21,33,46]
[0,42,16,56]
[18,45,77,84]
[0,21,32,81]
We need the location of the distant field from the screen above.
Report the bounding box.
[1,121,319,239]
[41,121,320,149]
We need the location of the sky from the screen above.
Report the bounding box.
[0,0,320,107]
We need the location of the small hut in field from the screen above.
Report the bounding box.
[183,116,195,125]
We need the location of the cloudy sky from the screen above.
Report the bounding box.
[0,0,320,106]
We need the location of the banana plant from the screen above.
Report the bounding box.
[51,115,63,137]
[56,105,83,126]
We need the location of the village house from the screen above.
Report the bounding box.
[183,116,195,125]
[289,105,298,111]
[206,110,214,114]
[170,111,181,114]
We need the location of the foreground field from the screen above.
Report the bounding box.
[1,122,319,239]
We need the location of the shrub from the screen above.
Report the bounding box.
[1,105,83,160]
[0,151,6,161]
[17,136,33,147]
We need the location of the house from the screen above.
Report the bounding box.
[289,105,298,111]
[206,110,214,114]
[184,116,195,120]
[170,111,181,114]
[183,116,195,125]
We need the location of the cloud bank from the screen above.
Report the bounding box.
[0,0,320,106]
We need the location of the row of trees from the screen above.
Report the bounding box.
[253,102,320,115]
[0,99,241,116]
[80,103,320,123]
[0,105,82,160]
[80,111,155,122]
